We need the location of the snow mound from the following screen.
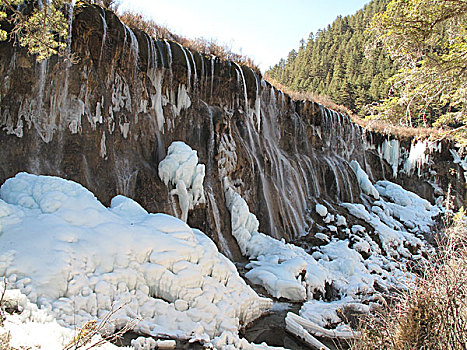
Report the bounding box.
[0,173,271,347]
[158,141,206,222]
[375,180,439,232]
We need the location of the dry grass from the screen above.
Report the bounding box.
[351,115,445,140]
[63,305,139,350]
[264,77,448,140]
[264,77,355,116]
[351,216,467,350]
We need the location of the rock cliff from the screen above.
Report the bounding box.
[0,4,464,260]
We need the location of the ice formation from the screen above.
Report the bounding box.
[450,149,467,182]
[131,337,176,350]
[223,162,439,348]
[224,180,329,301]
[0,173,272,349]
[350,160,379,199]
[378,138,400,177]
[0,149,443,349]
[158,141,206,222]
[403,139,441,177]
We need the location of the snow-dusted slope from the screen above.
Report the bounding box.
[0,172,273,349]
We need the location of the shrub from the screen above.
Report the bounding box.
[351,218,467,350]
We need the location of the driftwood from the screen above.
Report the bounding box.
[285,312,359,350]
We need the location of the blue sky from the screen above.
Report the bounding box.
[118,0,370,72]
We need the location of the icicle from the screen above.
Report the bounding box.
[65,3,74,53]
[100,131,107,159]
[232,62,249,120]
[186,49,198,88]
[403,140,429,177]
[174,42,191,89]
[251,69,261,132]
[379,139,401,178]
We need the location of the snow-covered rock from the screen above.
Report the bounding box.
[315,204,328,217]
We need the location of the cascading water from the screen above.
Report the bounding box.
[0,2,459,256]
[98,8,107,65]
[210,57,215,97]
[207,190,234,260]
[164,39,173,82]
[174,42,192,89]
[186,49,198,89]
[155,40,167,68]
[253,71,262,132]
[233,62,250,120]
[1,6,464,349]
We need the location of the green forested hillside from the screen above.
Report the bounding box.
[265,0,393,116]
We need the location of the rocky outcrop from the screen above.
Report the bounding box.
[0,4,464,259]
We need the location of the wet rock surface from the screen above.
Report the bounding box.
[0,4,464,262]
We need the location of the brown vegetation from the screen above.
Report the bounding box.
[265,76,447,140]
[351,215,467,350]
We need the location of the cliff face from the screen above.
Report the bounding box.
[0,5,463,259]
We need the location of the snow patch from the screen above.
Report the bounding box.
[315,204,328,217]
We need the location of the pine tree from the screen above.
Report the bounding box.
[265,0,393,116]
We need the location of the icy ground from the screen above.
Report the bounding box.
[0,148,441,350]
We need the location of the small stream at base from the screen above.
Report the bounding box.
[242,302,309,349]
[242,302,341,350]
[115,264,342,350]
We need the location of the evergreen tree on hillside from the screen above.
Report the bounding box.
[0,0,71,61]
[370,0,467,135]
[265,0,395,116]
